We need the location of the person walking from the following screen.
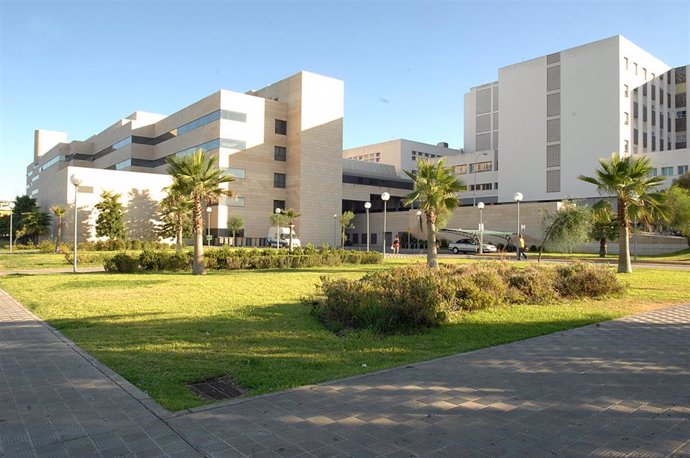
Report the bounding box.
[517,234,528,260]
[392,234,400,255]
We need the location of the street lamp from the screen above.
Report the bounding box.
[381,192,390,255]
[364,202,371,252]
[70,173,83,273]
[513,192,523,258]
[206,206,213,247]
[8,202,15,254]
[477,202,485,255]
[630,192,639,261]
[333,213,338,248]
[473,151,489,207]
[416,210,423,250]
[275,207,281,249]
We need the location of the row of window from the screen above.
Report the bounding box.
[467,183,495,191]
[649,165,688,177]
[351,233,378,245]
[411,150,440,160]
[177,110,247,137]
[352,152,381,163]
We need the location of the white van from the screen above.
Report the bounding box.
[267,227,301,249]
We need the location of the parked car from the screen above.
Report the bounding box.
[448,238,497,254]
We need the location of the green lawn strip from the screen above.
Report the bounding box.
[0,263,687,412]
[0,250,113,270]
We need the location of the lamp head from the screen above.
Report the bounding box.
[477,202,485,209]
[70,173,83,187]
[416,210,422,216]
[513,192,523,202]
[364,201,371,209]
[381,192,390,201]
[9,202,15,209]
[275,207,281,214]
[333,214,337,218]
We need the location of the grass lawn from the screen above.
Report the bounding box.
[0,250,110,270]
[1,259,688,412]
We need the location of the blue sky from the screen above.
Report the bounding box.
[1,0,688,200]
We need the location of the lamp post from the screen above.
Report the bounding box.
[630,192,639,261]
[416,210,423,249]
[513,192,523,258]
[473,151,489,207]
[364,202,371,252]
[70,173,83,273]
[8,202,15,254]
[477,202,485,255]
[381,192,390,255]
[333,213,338,248]
[275,207,281,249]
[206,206,212,247]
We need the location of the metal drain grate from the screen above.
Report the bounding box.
[188,376,245,401]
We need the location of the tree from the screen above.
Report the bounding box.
[665,186,690,248]
[537,200,592,261]
[589,200,619,257]
[404,159,464,268]
[339,211,355,247]
[95,191,126,240]
[158,188,193,252]
[21,209,52,244]
[226,215,244,247]
[282,208,301,252]
[7,196,38,243]
[50,205,67,252]
[579,153,665,273]
[673,171,690,190]
[167,150,234,275]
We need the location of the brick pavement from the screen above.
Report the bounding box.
[1,285,689,457]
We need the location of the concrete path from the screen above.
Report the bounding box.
[1,287,689,457]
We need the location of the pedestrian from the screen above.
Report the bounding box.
[517,234,528,260]
[392,234,400,255]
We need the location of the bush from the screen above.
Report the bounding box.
[554,262,625,298]
[65,251,110,265]
[37,240,55,253]
[104,253,140,273]
[138,249,191,271]
[310,261,625,334]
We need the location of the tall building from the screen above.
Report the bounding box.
[26,71,344,245]
[461,35,688,203]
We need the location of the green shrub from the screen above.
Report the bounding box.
[554,262,624,298]
[37,240,55,253]
[451,264,508,311]
[502,265,558,304]
[65,251,110,265]
[104,252,140,273]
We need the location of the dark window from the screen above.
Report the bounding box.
[643,105,647,122]
[633,129,638,145]
[371,233,377,245]
[660,89,664,105]
[633,102,638,118]
[342,174,413,190]
[660,114,664,130]
[676,117,687,132]
[275,119,287,135]
[676,92,687,108]
[352,233,359,244]
[643,132,647,148]
[643,84,647,96]
[668,115,672,132]
[361,233,367,245]
[676,66,686,84]
[273,173,286,188]
[651,85,656,100]
[660,141,664,151]
[651,135,656,151]
[652,110,656,126]
[668,141,672,150]
[273,200,286,211]
[668,93,672,106]
[274,146,287,161]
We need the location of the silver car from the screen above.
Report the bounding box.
[449,238,497,254]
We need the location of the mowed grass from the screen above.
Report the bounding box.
[0,250,109,270]
[0,260,688,412]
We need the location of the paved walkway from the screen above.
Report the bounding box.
[1,288,689,457]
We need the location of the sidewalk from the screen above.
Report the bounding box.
[1,286,689,457]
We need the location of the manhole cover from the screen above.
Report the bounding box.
[188,375,245,401]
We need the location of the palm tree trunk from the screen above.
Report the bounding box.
[617,198,632,273]
[232,230,236,247]
[54,217,62,253]
[192,198,205,275]
[599,238,607,257]
[426,214,438,268]
[176,221,183,253]
[289,224,294,253]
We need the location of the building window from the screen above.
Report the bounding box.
[660,89,664,105]
[649,168,657,177]
[651,135,656,151]
[661,167,673,177]
[643,132,647,148]
[679,165,689,175]
[624,112,629,125]
[651,85,656,101]
[361,233,367,245]
[633,102,638,118]
[624,84,629,97]
[660,141,664,152]
[643,84,647,96]
[274,146,287,161]
[273,200,286,210]
[652,110,656,126]
[273,173,286,188]
[370,233,377,245]
[661,114,664,130]
[470,161,493,173]
[454,164,468,175]
[668,93,672,106]
[223,167,245,179]
[624,140,629,153]
[643,105,647,122]
[633,129,638,145]
[352,233,359,245]
[275,119,287,135]
[115,159,131,170]
[223,196,245,207]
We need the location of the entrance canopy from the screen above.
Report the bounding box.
[439,228,515,245]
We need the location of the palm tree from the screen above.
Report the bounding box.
[281,208,301,252]
[21,209,52,245]
[589,200,619,258]
[579,153,665,273]
[226,215,244,247]
[158,188,193,252]
[167,150,234,274]
[404,159,464,268]
[339,211,355,247]
[50,205,67,253]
